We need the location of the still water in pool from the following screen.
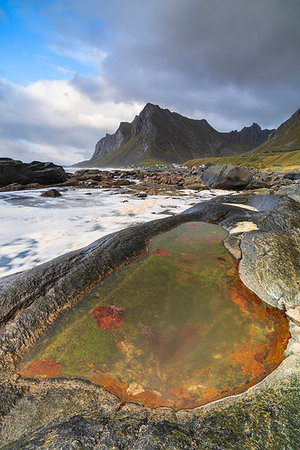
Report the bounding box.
[19,222,289,410]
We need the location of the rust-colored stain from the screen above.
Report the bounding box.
[230,265,290,380]
[91,373,128,399]
[186,223,201,230]
[231,343,267,377]
[93,305,125,329]
[129,390,170,408]
[152,248,172,257]
[18,358,61,380]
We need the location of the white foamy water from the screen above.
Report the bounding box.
[0,187,229,278]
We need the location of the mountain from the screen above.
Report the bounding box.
[249,108,300,154]
[78,103,273,166]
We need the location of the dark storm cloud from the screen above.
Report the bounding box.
[50,0,299,129]
[98,0,300,129]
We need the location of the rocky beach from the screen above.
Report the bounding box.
[0,159,299,448]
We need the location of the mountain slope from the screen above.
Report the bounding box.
[78,103,273,167]
[249,108,300,154]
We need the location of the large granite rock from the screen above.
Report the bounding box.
[201,164,253,189]
[0,158,67,188]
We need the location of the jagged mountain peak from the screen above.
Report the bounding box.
[77,104,274,167]
[250,122,261,129]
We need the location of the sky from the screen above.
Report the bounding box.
[0,0,299,165]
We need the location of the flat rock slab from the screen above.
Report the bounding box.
[239,230,300,309]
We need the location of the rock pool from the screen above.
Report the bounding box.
[19,222,289,411]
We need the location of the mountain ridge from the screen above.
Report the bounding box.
[249,108,300,155]
[77,103,274,167]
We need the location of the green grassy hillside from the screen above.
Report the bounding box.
[184,149,300,171]
[250,108,300,155]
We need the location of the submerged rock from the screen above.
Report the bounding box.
[93,305,125,329]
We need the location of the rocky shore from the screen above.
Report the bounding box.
[0,190,299,448]
[1,158,299,203]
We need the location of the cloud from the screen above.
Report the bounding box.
[2,0,300,164]
[32,0,299,131]
[99,0,300,129]
[0,78,143,165]
[50,40,107,67]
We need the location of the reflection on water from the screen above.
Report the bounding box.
[19,222,289,411]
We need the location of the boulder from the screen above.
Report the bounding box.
[201,164,253,189]
[283,171,300,181]
[40,189,62,198]
[276,184,300,203]
[0,158,67,188]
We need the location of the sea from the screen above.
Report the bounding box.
[0,167,231,278]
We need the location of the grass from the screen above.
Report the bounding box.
[184,149,300,171]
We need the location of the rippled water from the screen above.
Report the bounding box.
[19,222,289,410]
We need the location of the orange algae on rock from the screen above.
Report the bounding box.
[230,343,267,377]
[129,390,170,408]
[231,267,290,380]
[91,373,128,400]
[152,248,172,257]
[93,305,125,329]
[18,358,61,380]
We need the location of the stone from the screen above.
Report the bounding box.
[0,183,24,192]
[0,158,67,188]
[283,171,300,180]
[239,230,300,309]
[286,306,300,326]
[40,189,62,198]
[276,184,300,203]
[201,164,253,189]
[185,183,205,190]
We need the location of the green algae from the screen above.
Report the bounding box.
[19,222,289,410]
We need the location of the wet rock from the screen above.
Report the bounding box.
[201,165,253,189]
[276,184,300,203]
[0,183,24,192]
[137,192,147,198]
[223,235,242,259]
[283,171,300,181]
[40,189,62,198]
[239,230,300,309]
[0,379,120,447]
[0,158,67,188]
[185,183,205,190]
